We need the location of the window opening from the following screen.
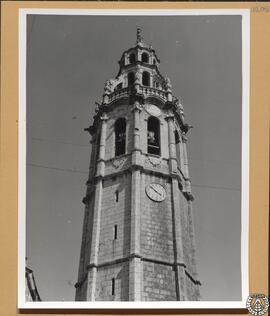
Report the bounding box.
[129,53,135,64]
[128,72,135,86]
[115,191,119,202]
[142,52,149,63]
[115,118,126,156]
[175,130,180,143]
[142,71,150,86]
[147,116,160,156]
[115,83,123,91]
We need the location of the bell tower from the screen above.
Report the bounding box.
[75,29,201,301]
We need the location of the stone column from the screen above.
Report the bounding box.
[124,52,128,65]
[165,114,178,173]
[171,178,187,301]
[137,50,141,62]
[150,72,154,88]
[132,101,142,150]
[166,78,173,102]
[134,69,142,94]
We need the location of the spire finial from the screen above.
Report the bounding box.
[136,27,143,43]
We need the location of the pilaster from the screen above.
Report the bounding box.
[187,201,200,282]
[75,205,90,301]
[88,135,97,179]
[182,135,192,192]
[131,101,142,165]
[171,178,187,301]
[129,169,141,301]
[182,135,190,179]
[179,134,185,175]
[96,114,108,177]
[166,114,178,174]
[86,179,103,300]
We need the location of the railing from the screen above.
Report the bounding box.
[108,87,131,103]
[108,85,176,103]
[138,86,168,102]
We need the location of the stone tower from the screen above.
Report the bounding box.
[75,29,201,301]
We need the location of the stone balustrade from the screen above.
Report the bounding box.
[108,85,177,104]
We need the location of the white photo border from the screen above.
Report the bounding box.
[18,8,250,309]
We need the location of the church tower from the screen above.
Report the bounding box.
[75,29,201,301]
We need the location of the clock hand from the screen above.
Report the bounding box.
[150,185,162,196]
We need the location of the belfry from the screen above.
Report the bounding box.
[75,29,201,301]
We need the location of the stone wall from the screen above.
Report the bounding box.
[140,174,174,263]
[98,174,131,264]
[142,261,177,301]
[95,262,129,301]
[139,173,177,300]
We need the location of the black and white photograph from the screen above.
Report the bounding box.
[19,9,249,309]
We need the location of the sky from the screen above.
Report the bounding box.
[26,14,243,302]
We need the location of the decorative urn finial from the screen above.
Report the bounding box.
[136,27,143,44]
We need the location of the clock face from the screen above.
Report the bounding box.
[145,183,166,202]
[146,104,161,117]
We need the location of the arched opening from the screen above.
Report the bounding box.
[147,116,160,156]
[128,72,135,86]
[153,58,156,65]
[175,130,181,165]
[142,52,149,63]
[115,118,126,156]
[114,83,123,91]
[129,53,136,64]
[142,71,150,86]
